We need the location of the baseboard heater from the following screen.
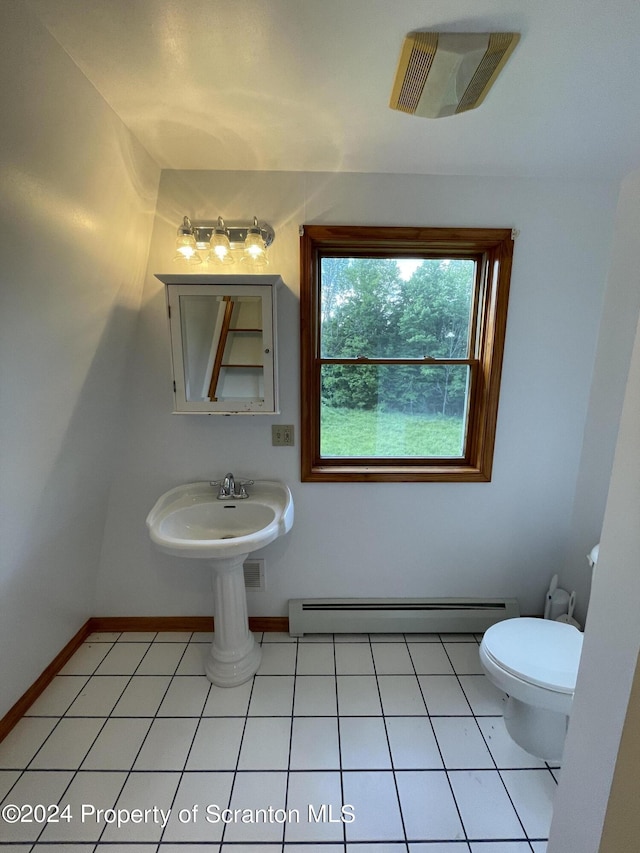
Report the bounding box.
[288,597,520,637]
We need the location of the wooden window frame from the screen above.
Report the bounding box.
[300,225,514,482]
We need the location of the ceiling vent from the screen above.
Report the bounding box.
[390,31,520,118]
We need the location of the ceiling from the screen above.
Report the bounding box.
[28,0,640,179]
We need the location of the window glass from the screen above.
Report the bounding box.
[320,257,475,360]
[320,363,469,458]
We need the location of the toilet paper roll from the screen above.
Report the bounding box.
[548,588,570,621]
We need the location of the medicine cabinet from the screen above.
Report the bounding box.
[155,274,281,414]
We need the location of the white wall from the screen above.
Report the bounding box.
[0,1,160,717]
[96,169,618,618]
[561,169,640,625]
[548,168,640,852]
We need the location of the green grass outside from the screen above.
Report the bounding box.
[320,406,465,458]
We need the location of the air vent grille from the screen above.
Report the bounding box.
[456,32,517,114]
[243,558,265,590]
[391,32,438,113]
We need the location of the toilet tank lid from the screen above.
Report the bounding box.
[482,617,583,694]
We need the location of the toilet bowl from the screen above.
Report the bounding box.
[479,617,583,762]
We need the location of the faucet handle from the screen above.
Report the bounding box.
[209,480,228,499]
[237,479,254,498]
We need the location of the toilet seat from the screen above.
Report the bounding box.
[481,617,583,694]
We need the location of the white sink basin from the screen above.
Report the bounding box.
[146,480,294,559]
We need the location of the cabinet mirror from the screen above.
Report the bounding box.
[156,274,280,414]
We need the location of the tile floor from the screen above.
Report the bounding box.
[0,630,557,852]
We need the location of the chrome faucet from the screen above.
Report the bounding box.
[210,473,254,500]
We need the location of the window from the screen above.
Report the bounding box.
[300,226,514,481]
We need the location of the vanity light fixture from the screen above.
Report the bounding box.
[173,215,275,267]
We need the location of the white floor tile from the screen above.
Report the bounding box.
[262,631,296,642]
[477,718,547,769]
[81,718,152,770]
[238,717,292,770]
[337,676,382,715]
[87,632,121,642]
[444,643,485,675]
[289,717,340,770]
[396,770,465,841]
[418,675,472,715]
[175,643,208,675]
[408,642,455,675]
[155,631,193,642]
[296,642,336,674]
[248,676,294,716]
[185,717,245,770]
[25,676,88,716]
[101,771,180,842]
[405,633,442,642]
[59,642,113,674]
[0,770,74,842]
[223,771,287,842]
[28,717,104,769]
[111,675,171,716]
[157,675,209,716]
[340,716,391,769]
[133,718,198,770]
[385,716,443,769]
[448,770,526,840]
[65,676,130,716]
[378,675,427,715]
[285,770,344,841]
[136,642,187,675]
[162,771,233,842]
[190,630,214,643]
[500,769,557,838]
[160,846,220,853]
[0,769,21,800]
[343,770,404,841]
[294,676,337,715]
[335,643,375,674]
[372,643,414,674]
[0,717,58,767]
[257,642,297,674]
[441,634,478,643]
[94,642,151,674]
[431,718,495,769]
[458,675,508,715]
[353,845,411,853]
[4,631,558,850]
[205,679,254,716]
[39,770,127,842]
[118,631,157,642]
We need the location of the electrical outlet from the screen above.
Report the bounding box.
[272,424,295,446]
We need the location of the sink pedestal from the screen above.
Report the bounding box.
[204,554,262,686]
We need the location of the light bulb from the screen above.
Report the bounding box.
[208,219,234,265]
[173,216,202,264]
[242,219,268,266]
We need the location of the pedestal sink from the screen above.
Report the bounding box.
[146,480,293,686]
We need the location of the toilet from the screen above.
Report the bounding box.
[479,617,583,762]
